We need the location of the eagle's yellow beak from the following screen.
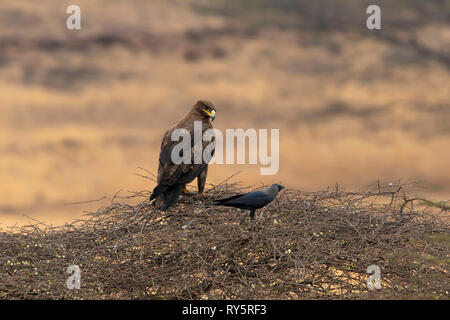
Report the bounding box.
[203,109,216,121]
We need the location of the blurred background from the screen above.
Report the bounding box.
[0,0,449,227]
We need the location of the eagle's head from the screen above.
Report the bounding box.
[194,100,216,121]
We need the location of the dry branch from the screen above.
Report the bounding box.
[0,179,448,299]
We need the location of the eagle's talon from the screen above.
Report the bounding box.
[182,186,192,196]
[194,192,208,200]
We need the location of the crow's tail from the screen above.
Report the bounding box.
[214,194,244,206]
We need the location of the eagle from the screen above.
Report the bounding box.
[150,100,216,210]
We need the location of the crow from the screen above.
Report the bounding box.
[214,184,285,220]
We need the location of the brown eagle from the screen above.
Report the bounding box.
[150,100,216,210]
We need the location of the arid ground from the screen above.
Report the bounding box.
[0,0,449,227]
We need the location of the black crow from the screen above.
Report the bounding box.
[214,184,285,220]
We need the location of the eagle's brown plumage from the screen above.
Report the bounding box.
[150,100,216,210]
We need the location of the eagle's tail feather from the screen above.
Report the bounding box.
[150,184,183,210]
[150,184,168,200]
[164,184,183,208]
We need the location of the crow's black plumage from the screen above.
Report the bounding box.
[214,184,285,220]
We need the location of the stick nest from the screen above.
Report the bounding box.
[0,178,448,299]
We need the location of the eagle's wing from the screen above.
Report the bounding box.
[157,124,215,187]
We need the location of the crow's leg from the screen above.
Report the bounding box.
[249,209,256,220]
